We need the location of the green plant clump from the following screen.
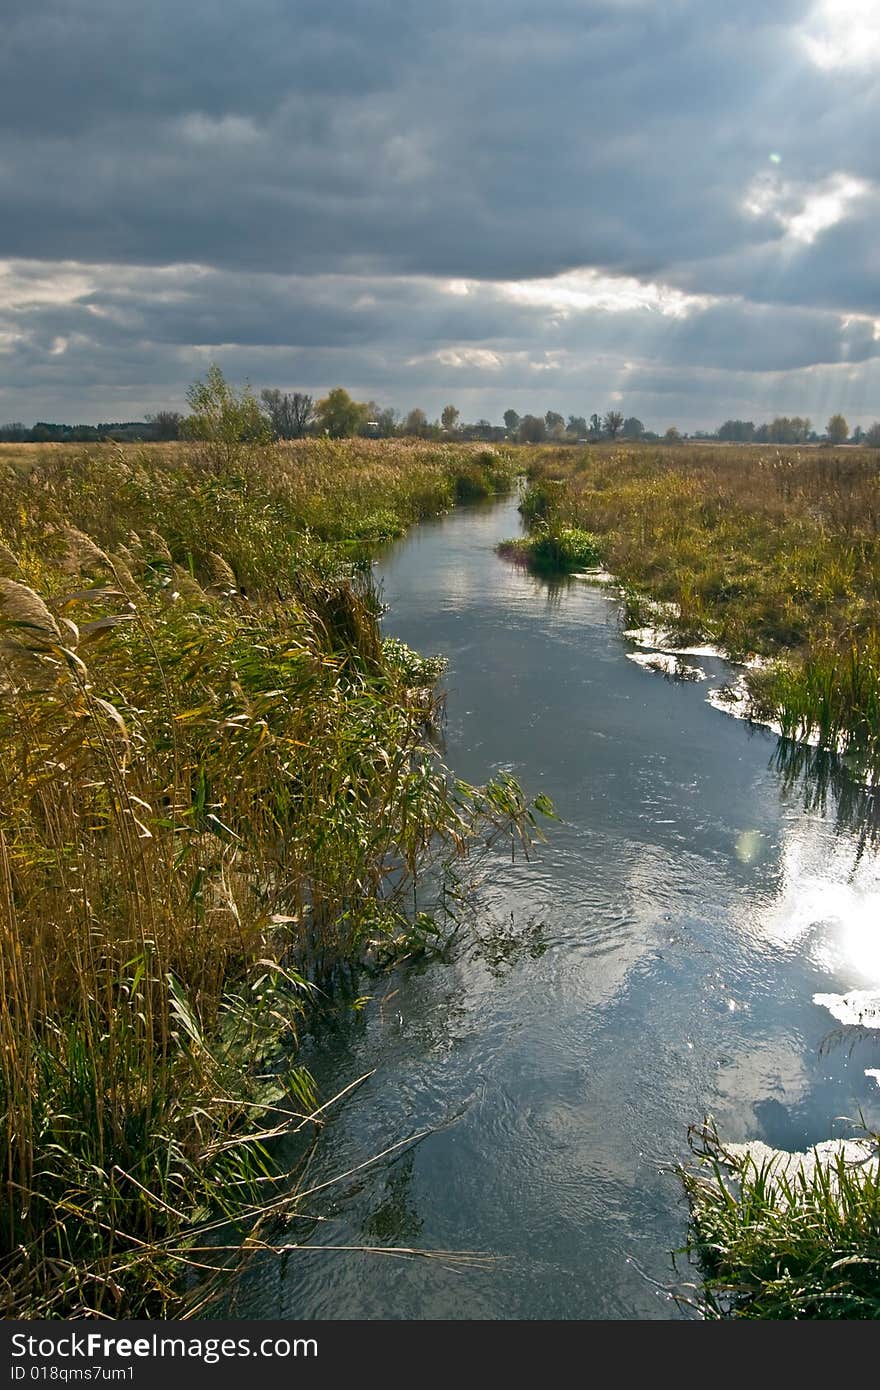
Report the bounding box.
[497,524,602,573]
[679,1123,880,1319]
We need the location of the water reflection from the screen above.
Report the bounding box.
[772,739,880,852]
[235,493,880,1321]
[752,758,880,989]
[362,1151,423,1245]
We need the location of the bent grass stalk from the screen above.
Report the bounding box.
[0,437,533,1317]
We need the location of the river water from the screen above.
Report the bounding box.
[235,492,880,1320]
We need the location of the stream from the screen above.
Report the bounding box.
[233,491,880,1320]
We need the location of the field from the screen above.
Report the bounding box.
[516,442,880,777]
[0,437,531,1317]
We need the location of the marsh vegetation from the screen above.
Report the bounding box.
[517,442,880,777]
[679,1122,880,1319]
[0,430,537,1316]
[3,422,878,1321]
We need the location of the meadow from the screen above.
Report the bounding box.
[0,436,529,1317]
[514,442,880,777]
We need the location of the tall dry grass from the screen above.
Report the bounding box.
[0,437,528,1316]
[519,442,880,772]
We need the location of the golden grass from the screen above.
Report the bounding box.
[0,437,527,1316]
[520,442,880,769]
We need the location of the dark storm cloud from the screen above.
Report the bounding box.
[1,0,864,285]
[2,1,879,425]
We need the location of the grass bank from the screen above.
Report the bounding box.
[516,442,880,776]
[0,437,532,1317]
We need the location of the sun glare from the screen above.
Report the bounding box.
[743,171,868,245]
[496,269,712,319]
[802,0,880,70]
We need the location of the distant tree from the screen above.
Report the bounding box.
[183,364,271,470]
[567,415,588,439]
[544,410,565,438]
[864,422,880,447]
[851,425,864,444]
[374,406,399,437]
[289,391,315,436]
[518,414,547,444]
[404,407,428,437]
[664,425,681,443]
[718,419,755,442]
[588,413,603,440]
[260,389,313,438]
[621,416,644,439]
[146,410,183,440]
[766,415,811,444]
[826,413,848,445]
[315,387,370,438]
[0,422,28,442]
[603,410,624,439]
[503,409,521,433]
[441,404,460,432]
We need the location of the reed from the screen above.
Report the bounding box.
[0,437,531,1316]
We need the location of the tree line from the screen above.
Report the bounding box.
[0,388,650,445]
[714,414,880,445]
[2,374,878,447]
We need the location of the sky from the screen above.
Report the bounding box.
[2,0,879,432]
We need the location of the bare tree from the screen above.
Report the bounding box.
[146,410,183,440]
[375,406,399,437]
[441,404,460,432]
[260,389,314,438]
[603,410,624,439]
